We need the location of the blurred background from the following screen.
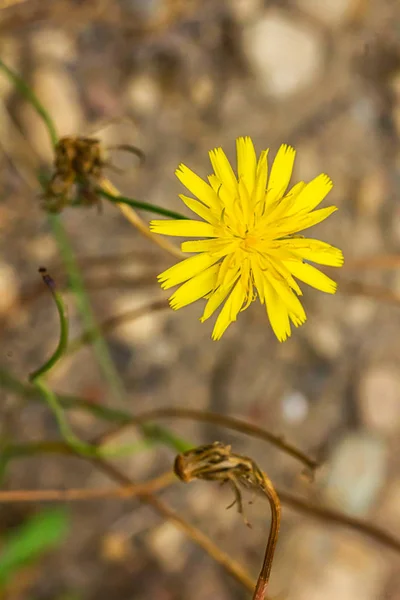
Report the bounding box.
[1,0,400,598]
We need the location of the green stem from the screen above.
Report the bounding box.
[0,369,191,453]
[48,214,126,402]
[33,380,97,456]
[29,270,68,381]
[0,59,58,149]
[100,189,188,220]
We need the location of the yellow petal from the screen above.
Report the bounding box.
[201,276,239,323]
[263,181,306,224]
[273,206,338,237]
[263,277,292,342]
[253,149,269,216]
[285,261,337,294]
[211,280,246,340]
[265,254,303,296]
[179,194,218,224]
[182,239,238,257]
[176,164,220,209]
[158,253,220,289]
[150,219,216,237]
[209,147,238,193]
[236,136,257,196]
[169,264,219,309]
[280,238,344,267]
[267,144,296,204]
[265,272,306,323]
[207,174,234,210]
[287,174,333,215]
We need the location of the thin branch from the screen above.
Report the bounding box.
[97,407,319,472]
[67,299,169,354]
[0,442,254,592]
[277,488,400,553]
[0,471,175,503]
[3,441,400,555]
[90,457,255,593]
[0,272,162,332]
[0,370,317,469]
[338,279,400,306]
[340,254,400,271]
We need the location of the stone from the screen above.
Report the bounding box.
[321,432,388,516]
[146,522,187,572]
[242,12,323,99]
[281,389,310,424]
[0,262,19,316]
[356,168,388,219]
[358,365,400,435]
[341,297,376,329]
[305,318,343,359]
[109,293,166,345]
[296,0,358,27]
[279,526,388,600]
[30,28,77,62]
[125,73,161,116]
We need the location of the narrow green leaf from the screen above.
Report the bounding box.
[0,508,69,586]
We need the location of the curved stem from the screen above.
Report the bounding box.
[99,178,185,259]
[253,473,281,600]
[0,59,58,148]
[99,188,188,221]
[29,270,68,381]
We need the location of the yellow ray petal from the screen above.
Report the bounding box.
[211,280,246,340]
[179,194,218,224]
[150,219,216,237]
[253,149,269,217]
[273,205,338,237]
[263,277,292,342]
[169,264,219,309]
[176,164,220,209]
[182,239,238,256]
[236,136,257,196]
[265,272,306,323]
[267,144,296,204]
[280,238,344,266]
[264,181,306,223]
[158,253,220,289]
[209,147,238,193]
[287,173,333,215]
[285,261,337,294]
[201,276,240,322]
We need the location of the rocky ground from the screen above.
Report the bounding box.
[1,0,400,599]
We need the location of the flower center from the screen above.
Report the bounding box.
[239,233,259,252]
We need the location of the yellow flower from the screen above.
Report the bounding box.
[150,137,343,341]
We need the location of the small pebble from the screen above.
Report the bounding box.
[0,262,19,316]
[321,432,388,515]
[243,12,323,99]
[358,365,400,435]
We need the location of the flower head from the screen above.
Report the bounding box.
[150,137,343,341]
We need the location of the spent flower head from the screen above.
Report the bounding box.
[150,137,343,341]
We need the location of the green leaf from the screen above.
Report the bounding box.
[0,508,69,586]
